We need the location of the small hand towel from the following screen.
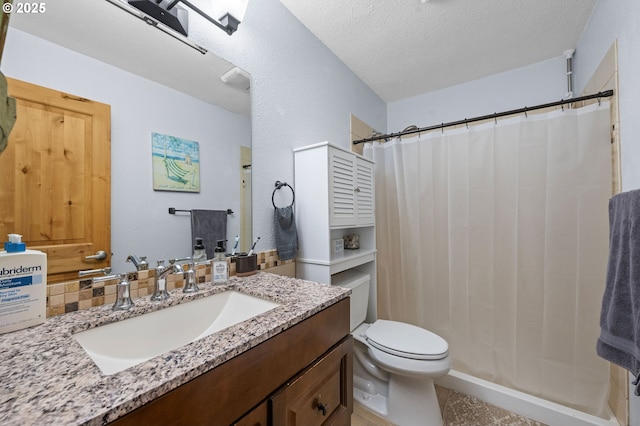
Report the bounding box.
[597,189,640,395]
[191,209,227,260]
[274,205,297,261]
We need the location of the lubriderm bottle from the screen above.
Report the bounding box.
[213,239,228,284]
[0,234,47,334]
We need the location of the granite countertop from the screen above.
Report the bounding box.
[0,272,349,425]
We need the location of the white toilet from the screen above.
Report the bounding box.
[332,270,451,426]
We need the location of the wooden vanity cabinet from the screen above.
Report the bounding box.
[271,337,352,425]
[111,298,352,426]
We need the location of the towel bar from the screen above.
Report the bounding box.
[168,208,233,215]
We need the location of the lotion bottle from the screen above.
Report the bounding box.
[192,237,206,262]
[0,234,47,334]
[213,239,228,284]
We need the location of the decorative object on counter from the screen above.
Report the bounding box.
[0,234,46,334]
[236,253,257,277]
[213,240,228,284]
[343,234,360,250]
[190,209,228,259]
[272,181,298,260]
[152,132,200,193]
[332,238,344,255]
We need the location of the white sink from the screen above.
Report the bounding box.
[73,291,280,375]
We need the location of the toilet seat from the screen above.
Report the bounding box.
[365,320,448,360]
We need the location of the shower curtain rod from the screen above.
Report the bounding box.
[352,89,614,145]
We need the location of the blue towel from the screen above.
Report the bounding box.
[274,205,297,261]
[597,189,640,394]
[191,210,227,260]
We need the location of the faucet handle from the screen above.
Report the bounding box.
[79,267,112,277]
[113,274,135,311]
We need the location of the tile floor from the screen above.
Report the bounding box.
[351,385,546,426]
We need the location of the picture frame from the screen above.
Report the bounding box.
[151,132,200,193]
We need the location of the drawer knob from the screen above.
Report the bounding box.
[317,401,328,416]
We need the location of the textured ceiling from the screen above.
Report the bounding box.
[7,0,251,116]
[279,0,597,103]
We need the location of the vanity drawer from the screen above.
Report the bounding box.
[271,336,353,426]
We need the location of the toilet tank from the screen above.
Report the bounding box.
[331,270,370,332]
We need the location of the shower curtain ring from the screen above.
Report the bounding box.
[494,114,497,125]
[524,107,528,118]
[441,123,444,134]
[598,97,601,106]
[465,119,468,130]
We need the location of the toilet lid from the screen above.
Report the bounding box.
[365,320,449,360]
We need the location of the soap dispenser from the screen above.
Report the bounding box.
[213,239,228,284]
[192,237,206,262]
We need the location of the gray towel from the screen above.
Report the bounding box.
[597,189,640,394]
[274,205,297,261]
[191,210,227,260]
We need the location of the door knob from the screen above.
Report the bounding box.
[85,250,107,260]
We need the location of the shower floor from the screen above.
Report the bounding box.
[351,385,546,426]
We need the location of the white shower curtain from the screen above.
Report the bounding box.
[364,102,612,416]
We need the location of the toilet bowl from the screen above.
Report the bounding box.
[332,270,450,426]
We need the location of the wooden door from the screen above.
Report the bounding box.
[0,78,111,283]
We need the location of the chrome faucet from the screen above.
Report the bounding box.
[82,272,134,311]
[126,255,149,271]
[79,268,135,311]
[183,260,210,293]
[151,260,185,301]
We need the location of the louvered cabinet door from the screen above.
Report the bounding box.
[328,147,356,227]
[354,157,374,226]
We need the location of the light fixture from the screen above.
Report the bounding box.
[105,0,208,54]
[128,0,248,36]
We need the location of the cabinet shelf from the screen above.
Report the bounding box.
[294,141,378,322]
[297,248,376,275]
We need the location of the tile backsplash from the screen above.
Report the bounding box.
[46,250,294,318]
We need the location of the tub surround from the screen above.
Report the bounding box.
[0,272,349,425]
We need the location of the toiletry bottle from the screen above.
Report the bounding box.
[0,234,47,334]
[213,239,228,284]
[193,237,206,262]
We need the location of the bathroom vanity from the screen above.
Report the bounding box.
[0,273,352,425]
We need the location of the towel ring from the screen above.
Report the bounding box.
[272,181,295,209]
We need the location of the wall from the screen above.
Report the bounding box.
[575,0,640,193]
[185,0,387,252]
[2,29,251,274]
[387,56,567,132]
[573,1,640,424]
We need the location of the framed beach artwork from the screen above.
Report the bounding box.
[152,132,200,192]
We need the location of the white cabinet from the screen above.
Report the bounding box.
[294,142,377,323]
[329,147,374,227]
